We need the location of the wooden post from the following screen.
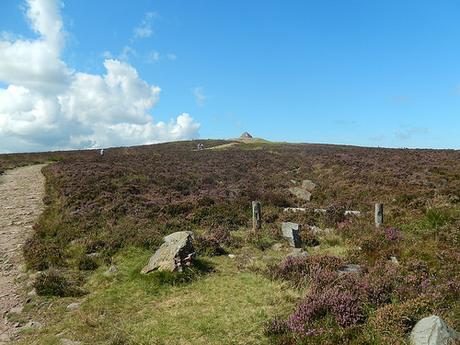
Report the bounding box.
[375,203,383,227]
[252,201,261,231]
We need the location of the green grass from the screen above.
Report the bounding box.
[16,247,300,345]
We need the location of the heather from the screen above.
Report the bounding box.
[1,140,459,344]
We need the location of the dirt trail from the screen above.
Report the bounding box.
[0,164,47,344]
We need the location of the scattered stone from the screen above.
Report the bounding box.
[389,256,399,265]
[228,254,236,259]
[103,265,118,277]
[308,225,333,235]
[141,231,195,273]
[289,179,316,201]
[66,302,81,311]
[23,321,43,329]
[281,222,302,248]
[283,207,306,213]
[27,289,37,297]
[338,264,361,275]
[301,179,317,191]
[410,315,460,345]
[86,252,100,258]
[344,210,361,217]
[288,248,309,258]
[271,243,283,251]
[314,208,327,214]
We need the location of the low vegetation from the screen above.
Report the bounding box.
[1,139,459,344]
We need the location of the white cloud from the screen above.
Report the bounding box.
[395,127,429,141]
[166,53,177,61]
[0,0,199,153]
[133,11,157,39]
[193,87,206,106]
[148,51,160,62]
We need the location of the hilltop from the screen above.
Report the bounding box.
[0,139,459,344]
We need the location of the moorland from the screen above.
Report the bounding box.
[1,139,459,344]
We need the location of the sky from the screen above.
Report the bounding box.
[1,0,460,153]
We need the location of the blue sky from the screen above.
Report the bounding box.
[1,0,460,151]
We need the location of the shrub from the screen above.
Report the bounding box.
[78,256,99,271]
[33,269,83,297]
[23,236,64,270]
[269,255,344,288]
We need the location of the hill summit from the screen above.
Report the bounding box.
[240,132,253,139]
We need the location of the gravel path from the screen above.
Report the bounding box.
[0,164,47,344]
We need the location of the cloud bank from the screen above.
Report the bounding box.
[0,0,199,153]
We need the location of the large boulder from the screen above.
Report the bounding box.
[410,315,460,345]
[141,231,195,273]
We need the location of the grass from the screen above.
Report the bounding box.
[16,247,300,345]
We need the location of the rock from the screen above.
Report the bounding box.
[314,208,327,214]
[389,256,399,265]
[301,179,317,192]
[338,264,361,275]
[344,210,361,217]
[228,254,236,259]
[271,243,283,251]
[283,207,306,213]
[282,222,302,248]
[240,132,253,139]
[66,302,81,311]
[27,289,37,297]
[288,179,316,201]
[288,248,309,258]
[23,321,43,329]
[141,231,195,273]
[308,225,333,235]
[410,315,460,345]
[288,187,312,201]
[103,264,118,277]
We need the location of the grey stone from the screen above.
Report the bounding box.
[288,248,309,258]
[301,179,317,192]
[338,264,361,275]
[283,207,306,213]
[282,222,302,248]
[271,243,283,251]
[288,187,312,201]
[344,210,361,217]
[389,256,399,265]
[141,231,195,273]
[23,321,43,329]
[103,265,118,277]
[410,315,460,345]
[66,302,81,311]
[228,254,236,259]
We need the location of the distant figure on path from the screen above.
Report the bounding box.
[100,148,104,156]
[197,143,204,150]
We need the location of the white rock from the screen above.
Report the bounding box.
[228,254,236,259]
[410,315,460,345]
[66,303,81,311]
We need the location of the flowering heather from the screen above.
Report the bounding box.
[385,227,403,242]
[269,255,344,288]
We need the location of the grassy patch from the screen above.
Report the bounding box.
[16,247,300,345]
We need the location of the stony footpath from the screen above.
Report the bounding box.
[0,164,47,344]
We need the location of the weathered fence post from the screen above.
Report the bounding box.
[374,203,383,227]
[252,201,261,231]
